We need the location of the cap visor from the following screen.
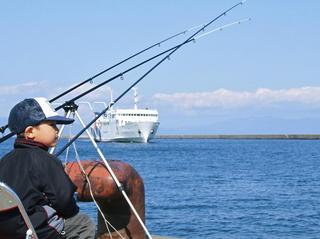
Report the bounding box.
[46,116,74,124]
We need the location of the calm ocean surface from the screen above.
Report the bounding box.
[1,138,320,238]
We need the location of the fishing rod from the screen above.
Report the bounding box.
[49,23,206,103]
[54,18,250,111]
[0,17,249,144]
[0,45,181,141]
[0,23,204,137]
[55,0,248,157]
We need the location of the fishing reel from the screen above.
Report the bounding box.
[62,101,79,114]
[0,125,8,134]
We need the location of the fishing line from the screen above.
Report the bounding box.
[72,144,125,239]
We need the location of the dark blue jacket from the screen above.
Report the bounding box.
[0,138,79,239]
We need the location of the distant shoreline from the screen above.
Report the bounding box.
[73,134,320,140]
[156,134,320,140]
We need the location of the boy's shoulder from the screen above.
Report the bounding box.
[1,146,61,167]
[27,147,62,164]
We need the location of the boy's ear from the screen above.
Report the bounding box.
[24,126,35,140]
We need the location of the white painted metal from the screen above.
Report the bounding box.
[90,88,160,143]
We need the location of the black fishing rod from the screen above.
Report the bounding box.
[49,23,204,103]
[55,1,247,156]
[55,18,250,111]
[55,39,197,111]
[0,28,212,143]
[0,20,248,145]
[0,38,192,142]
[0,22,205,140]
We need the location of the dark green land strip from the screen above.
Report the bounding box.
[157,134,320,140]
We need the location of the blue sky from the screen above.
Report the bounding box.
[1,1,320,134]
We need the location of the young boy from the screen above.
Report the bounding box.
[0,97,96,239]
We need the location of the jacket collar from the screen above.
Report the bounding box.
[14,137,49,151]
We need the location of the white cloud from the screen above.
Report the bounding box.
[153,87,320,109]
[0,81,55,117]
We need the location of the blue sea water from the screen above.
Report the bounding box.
[1,138,320,238]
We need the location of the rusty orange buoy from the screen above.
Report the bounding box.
[65,160,146,239]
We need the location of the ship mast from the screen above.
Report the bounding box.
[133,87,138,110]
[106,87,114,110]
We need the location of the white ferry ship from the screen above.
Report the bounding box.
[89,88,159,143]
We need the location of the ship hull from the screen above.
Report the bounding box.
[93,121,159,143]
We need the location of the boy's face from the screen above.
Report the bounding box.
[24,121,59,147]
